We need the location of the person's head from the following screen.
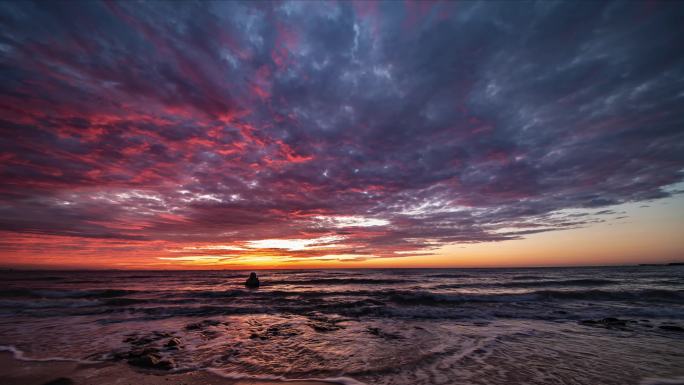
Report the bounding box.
[249,272,257,279]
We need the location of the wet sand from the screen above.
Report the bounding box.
[0,352,334,385]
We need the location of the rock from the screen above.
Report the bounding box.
[579,318,629,328]
[185,323,202,331]
[309,322,340,332]
[128,352,175,370]
[659,325,684,332]
[185,319,223,331]
[201,330,220,339]
[165,337,182,349]
[133,347,159,355]
[307,314,344,332]
[124,335,155,346]
[600,317,627,326]
[155,358,175,370]
[124,331,172,346]
[245,272,260,288]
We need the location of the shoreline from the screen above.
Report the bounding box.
[0,351,344,385]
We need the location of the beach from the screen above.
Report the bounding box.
[1,267,683,385]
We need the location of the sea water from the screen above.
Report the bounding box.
[1,266,683,385]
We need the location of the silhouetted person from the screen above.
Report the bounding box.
[245,272,260,288]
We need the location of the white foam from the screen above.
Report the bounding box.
[207,368,368,385]
[0,345,100,364]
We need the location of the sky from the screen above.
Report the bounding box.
[0,1,683,269]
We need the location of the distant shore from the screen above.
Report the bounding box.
[0,352,337,385]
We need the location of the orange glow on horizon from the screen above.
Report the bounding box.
[1,199,681,270]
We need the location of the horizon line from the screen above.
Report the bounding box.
[2,262,683,272]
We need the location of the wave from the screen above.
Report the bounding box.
[435,279,619,290]
[207,368,367,385]
[5,288,681,321]
[510,275,542,280]
[388,289,684,305]
[534,288,684,302]
[183,287,684,308]
[185,289,249,298]
[0,276,64,282]
[185,288,384,300]
[501,279,617,288]
[0,288,139,299]
[102,298,148,306]
[266,278,411,286]
[426,274,472,278]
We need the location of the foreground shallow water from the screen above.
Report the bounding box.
[1,266,683,384]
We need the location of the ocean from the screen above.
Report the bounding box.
[1,266,683,385]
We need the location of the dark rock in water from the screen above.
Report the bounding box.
[128,352,175,370]
[130,347,159,356]
[201,330,220,339]
[124,335,155,346]
[165,337,182,349]
[123,331,172,346]
[185,319,223,331]
[580,318,630,328]
[185,323,202,331]
[155,358,175,370]
[600,317,619,323]
[41,378,75,385]
[245,272,260,288]
[659,325,684,332]
[600,317,627,326]
[309,321,342,332]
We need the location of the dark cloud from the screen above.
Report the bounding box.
[1,1,683,262]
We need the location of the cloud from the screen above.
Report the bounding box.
[1,1,683,264]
